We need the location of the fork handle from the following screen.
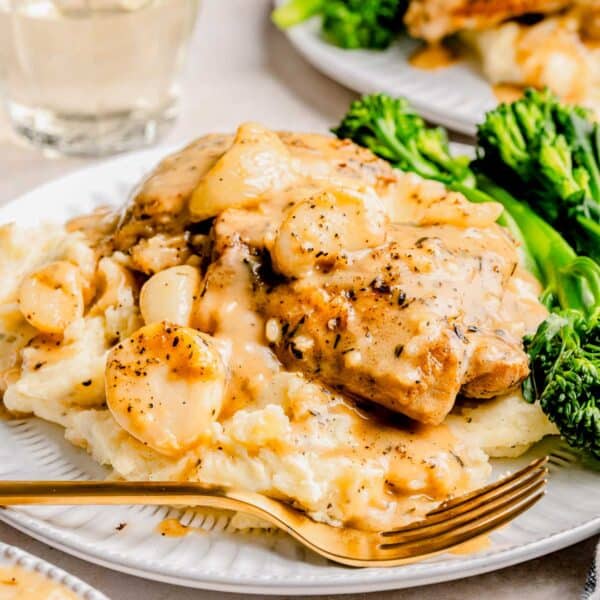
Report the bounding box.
[0,480,266,516]
[0,480,312,534]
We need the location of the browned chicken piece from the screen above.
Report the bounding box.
[114,129,400,274]
[255,223,528,425]
[405,0,574,42]
[580,2,600,40]
[115,131,398,249]
[461,333,530,398]
[202,192,530,425]
[114,134,232,251]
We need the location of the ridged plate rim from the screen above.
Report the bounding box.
[0,540,109,599]
[279,10,499,135]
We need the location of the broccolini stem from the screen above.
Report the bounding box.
[451,181,542,281]
[569,115,600,203]
[576,214,600,240]
[561,257,600,316]
[272,0,323,28]
[478,177,600,312]
[374,118,442,181]
[477,175,579,300]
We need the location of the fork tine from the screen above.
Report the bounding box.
[427,456,548,516]
[378,475,545,546]
[431,457,548,514]
[370,488,545,563]
[380,457,547,541]
[380,458,547,538]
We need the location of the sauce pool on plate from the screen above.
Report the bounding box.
[492,83,525,104]
[0,565,79,600]
[409,43,460,70]
[157,518,206,538]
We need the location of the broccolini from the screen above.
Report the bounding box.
[480,178,600,459]
[476,88,600,263]
[272,0,405,50]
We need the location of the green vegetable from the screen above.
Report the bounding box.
[524,310,600,459]
[476,88,600,263]
[333,92,600,459]
[272,0,405,50]
[271,0,324,29]
[331,93,540,278]
[321,0,405,49]
[332,93,473,184]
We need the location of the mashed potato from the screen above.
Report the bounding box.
[0,224,554,531]
[448,393,558,458]
[464,9,600,119]
[62,368,494,531]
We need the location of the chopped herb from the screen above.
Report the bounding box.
[334,333,341,349]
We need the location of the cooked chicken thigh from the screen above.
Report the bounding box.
[405,0,574,42]
[258,222,529,425]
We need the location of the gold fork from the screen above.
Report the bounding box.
[0,457,547,567]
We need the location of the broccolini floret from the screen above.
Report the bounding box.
[476,88,600,263]
[272,0,405,50]
[524,308,600,459]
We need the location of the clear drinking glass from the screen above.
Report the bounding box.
[0,0,199,156]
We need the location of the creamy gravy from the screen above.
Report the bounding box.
[449,533,491,555]
[157,518,205,538]
[0,565,79,600]
[409,43,460,70]
[194,232,486,528]
[195,244,281,420]
[492,83,524,104]
[194,233,480,527]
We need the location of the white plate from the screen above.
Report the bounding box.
[280,13,497,135]
[0,541,108,599]
[0,148,598,595]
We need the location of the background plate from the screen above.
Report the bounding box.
[0,147,598,594]
[280,13,497,135]
[0,540,108,599]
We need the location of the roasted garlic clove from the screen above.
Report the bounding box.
[92,257,137,314]
[189,122,297,221]
[105,322,227,456]
[271,188,387,278]
[18,261,85,334]
[140,265,201,327]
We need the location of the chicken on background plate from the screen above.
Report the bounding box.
[406,0,600,117]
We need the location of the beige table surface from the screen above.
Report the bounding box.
[0,1,597,598]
